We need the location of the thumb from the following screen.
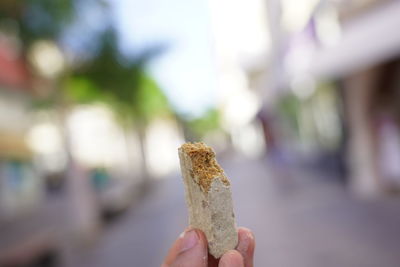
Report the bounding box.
[162,229,208,267]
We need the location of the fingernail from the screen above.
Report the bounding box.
[179,229,199,252]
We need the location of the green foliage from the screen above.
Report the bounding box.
[186,109,220,138]
[0,0,75,46]
[135,74,171,122]
[1,1,171,130]
[31,95,57,110]
[277,93,301,133]
[64,76,103,103]
[72,28,171,127]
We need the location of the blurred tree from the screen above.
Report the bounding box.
[0,1,171,181]
[277,93,301,135]
[0,0,173,245]
[0,0,76,47]
[181,109,221,141]
[66,28,171,180]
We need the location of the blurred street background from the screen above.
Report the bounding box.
[1,0,400,266]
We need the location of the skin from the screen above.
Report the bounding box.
[161,227,255,267]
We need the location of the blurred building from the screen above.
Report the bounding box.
[0,36,38,221]
[241,0,400,196]
[0,36,55,266]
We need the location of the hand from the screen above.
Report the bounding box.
[161,227,255,267]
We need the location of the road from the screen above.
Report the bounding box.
[72,157,400,267]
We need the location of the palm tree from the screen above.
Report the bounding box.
[67,28,171,182]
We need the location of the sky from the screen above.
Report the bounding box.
[111,0,217,118]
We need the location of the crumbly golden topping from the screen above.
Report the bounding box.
[180,142,229,192]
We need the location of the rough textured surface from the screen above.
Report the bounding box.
[180,143,229,192]
[178,142,237,258]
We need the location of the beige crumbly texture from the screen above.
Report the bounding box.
[178,142,238,258]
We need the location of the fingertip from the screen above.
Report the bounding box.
[236,227,255,267]
[163,228,208,266]
[182,228,209,252]
[238,227,255,241]
[219,250,244,267]
[237,227,255,248]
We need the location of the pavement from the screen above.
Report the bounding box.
[71,157,400,267]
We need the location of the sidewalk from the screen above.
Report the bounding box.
[72,157,400,267]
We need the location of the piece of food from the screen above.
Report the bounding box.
[178,142,238,258]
